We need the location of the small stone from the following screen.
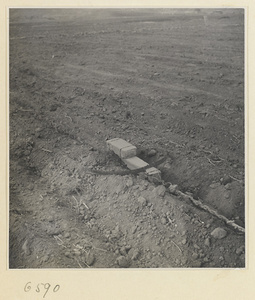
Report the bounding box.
[41,255,50,263]
[125,245,132,252]
[192,261,202,268]
[161,217,167,225]
[192,252,199,260]
[224,192,230,199]
[64,251,72,258]
[146,252,152,260]
[219,246,225,252]
[209,182,220,189]
[169,184,178,194]
[155,185,166,197]
[48,227,61,236]
[224,183,232,190]
[221,175,232,185]
[181,230,186,236]
[164,162,172,170]
[181,257,188,265]
[117,256,130,268]
[182,238,187,245]
[86,252,95,266]
[120,247,127,256]
[194,244,200,250]
[138,196,147,207]
[236,245,245,255]
[240,253,245,261]
[64,232,71,238]
[148,149,157,157]
[211,227,227,239]
[24,150,31,156]
[204,237,210,247]
[131,249,140,260]
[48,216,54,222]
[126,178,133,187]
[28,183,34,190]
[73,249,81,256]
[50,104,58,111]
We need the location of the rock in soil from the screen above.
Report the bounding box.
[64,232,71,238]
[116,256,130,268]
[204,237,211,247]
[130,248,140,261]
[64,251,72,258]
[182,238,187,245]
[148,149,157,157]
[192,252,199,260]
[73,249,81,256]
[236,245,245,255]
[154,185,166,197]
[192,261,202,268]
[126,178,133,187]
[137,196,147,207]
[169,184,178,194]
[161,217,167,225]
[48,216,54,222]
[221,175,232,185]
[86,252,95,266]
[120,246,127,256]
[125,245,132,252]
[211,227,227,239]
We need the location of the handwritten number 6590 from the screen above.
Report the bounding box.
[24,282,60,298]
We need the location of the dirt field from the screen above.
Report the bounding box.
[9,8,245,268]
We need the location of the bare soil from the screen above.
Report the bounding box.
[9,8,245,268]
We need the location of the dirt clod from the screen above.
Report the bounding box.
[148,149,157,157]
[138,196,147,207]
[154,185,166,197]
[211,227,227,239]
[116,256,130,268]
[169,184,178,195]
[204,238,211,247]
[86,252,95,266]
[236,246,245,255]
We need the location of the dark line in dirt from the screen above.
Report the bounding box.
[87,157,167,176]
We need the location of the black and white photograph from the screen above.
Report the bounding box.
[9,8,245,269]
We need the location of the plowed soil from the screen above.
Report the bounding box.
[9,8,245,268]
